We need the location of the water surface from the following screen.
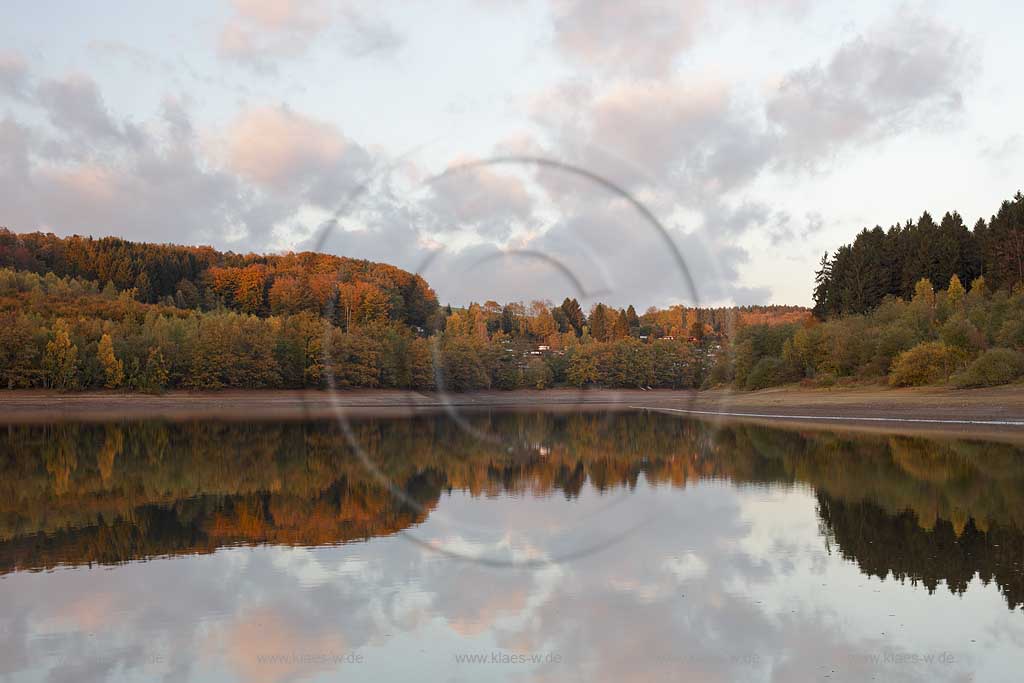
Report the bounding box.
[1,412,1022,682]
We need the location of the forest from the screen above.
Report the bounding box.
[0,227,804,392]
[723,191,1024,390]
[0,190,1021,393]
[813,191,1024,318]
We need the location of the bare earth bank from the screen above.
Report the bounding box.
[2,385,1024,442]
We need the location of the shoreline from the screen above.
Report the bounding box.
[2,385,1024,442]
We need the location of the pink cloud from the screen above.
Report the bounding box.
[218,0,329,67]
[224,106,355,191]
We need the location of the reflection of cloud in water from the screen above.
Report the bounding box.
[2,479,1018,682]
[2,416,1024,681]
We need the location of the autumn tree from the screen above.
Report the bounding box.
[337,281,390,331]
[44,319,79,390]
[97,333,124,388]
[612,309,631,340]
[529,303,559,344]
[589,303,610,342]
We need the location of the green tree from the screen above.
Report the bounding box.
[560,298,585,336]
[409,337,436,390]
[142,347,169,393]
[0,313,41,388]
[439,337,488,391]
[525,357,553,389]
[567,345,600,386]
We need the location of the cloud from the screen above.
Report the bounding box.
[424,163,536,240]
[224,105,372,201]
[542,0,813,79]
[219,0,330,70]
[218,0,403,73]
[0,89,274,246]
[548,0,708,78]
[35,74,144,148]
[0,118,34,226]
[529,77,772,202]
[0,52,29,99]
[337,6,405,58]
[766,8,971,166]
[505,6,975,305]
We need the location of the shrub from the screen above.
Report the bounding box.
[939,315,985,353]
[870,323,917,376]
[952,348,1024,388]
[745,357,784,390]
[996,319,1024,350]
[889,342,966,387]
[815,373,837,388]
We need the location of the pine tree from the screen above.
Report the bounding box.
[560,298,585,336]
[812,252,833,319]
[625,305,640,330]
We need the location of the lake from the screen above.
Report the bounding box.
[1,411,1022,682]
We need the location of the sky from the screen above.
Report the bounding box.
[1,0,1022,309]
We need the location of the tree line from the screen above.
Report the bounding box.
[0,227,810,392]
[0,228,440,328]
[0,271,707,392]
[718,274,1024,390]
[813,191,1024,318]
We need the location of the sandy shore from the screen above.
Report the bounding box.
[2,385,1024,442]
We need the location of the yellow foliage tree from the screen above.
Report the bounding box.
[97,333,124,389]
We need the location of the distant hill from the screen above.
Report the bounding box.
[0,229,439,329]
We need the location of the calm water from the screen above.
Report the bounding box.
[1,412,1022,682]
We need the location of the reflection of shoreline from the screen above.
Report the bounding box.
[2,386,1024,441]
[1,413,1023,608]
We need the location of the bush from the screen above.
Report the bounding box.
[939,315,985,352]
[869,324,917,376]
[745,357,784,390]
[952,348,1024,388]
[815,372,837,388]
[889,342,966,387]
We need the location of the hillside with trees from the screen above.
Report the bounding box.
[0,229,805,392]
[10,187,1023,396]
[713,192,1024,391]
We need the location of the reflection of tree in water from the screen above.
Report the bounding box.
[818,492,1024,610]
[1,413,1023,609]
